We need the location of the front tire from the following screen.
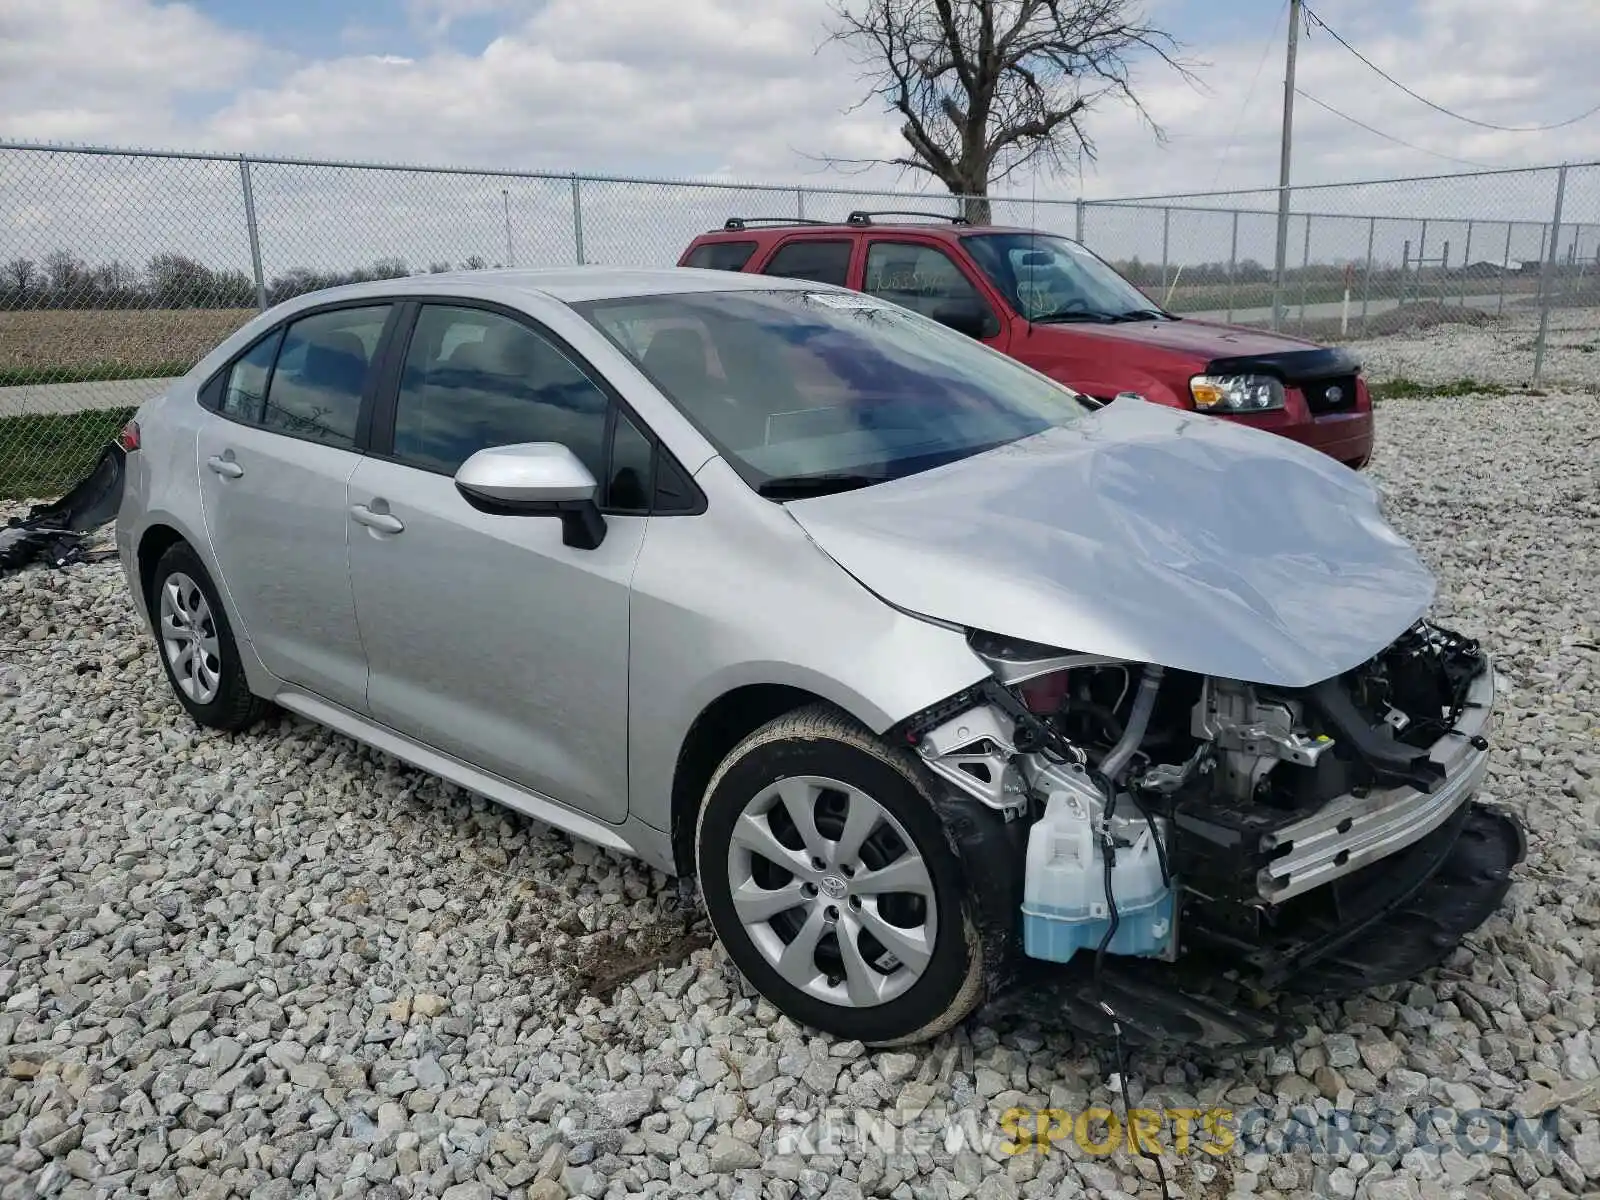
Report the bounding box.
[695,705,983,1045]
[147,542,265,732]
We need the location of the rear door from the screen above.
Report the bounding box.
[860,237,1009,353]
[755,236,860,288]
[195,302,397,710]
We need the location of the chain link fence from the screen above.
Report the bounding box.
[4,141,1599,498]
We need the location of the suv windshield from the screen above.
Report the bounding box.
[964,232,1166,323]
[579,288,1092,495]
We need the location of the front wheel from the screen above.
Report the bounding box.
[695,705,983,1045]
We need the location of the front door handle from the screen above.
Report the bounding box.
[350,504,405,534]
[206,454,244,479]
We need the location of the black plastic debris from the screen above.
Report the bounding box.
[0,441,126,577]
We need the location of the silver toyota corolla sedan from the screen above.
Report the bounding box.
[117,266,1523,1047]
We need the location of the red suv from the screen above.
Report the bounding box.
[679,213,1373,469]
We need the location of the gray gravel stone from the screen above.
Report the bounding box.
[707,1134,762,1172]
[593,1087,655,1128]
[1,388,1597,1200]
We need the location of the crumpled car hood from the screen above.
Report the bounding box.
[784,398,1435,688]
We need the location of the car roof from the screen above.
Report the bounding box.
[270,265,822,310]
[692,222,1050,242]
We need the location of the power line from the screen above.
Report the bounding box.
[1302,4,1600,133]
[1295,89,1495,169]
[1207,0,1290,191]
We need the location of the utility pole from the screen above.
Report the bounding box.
[502,189,515,268]
[1271,0,1302,332]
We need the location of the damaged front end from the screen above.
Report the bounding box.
[901,619,1525,1042]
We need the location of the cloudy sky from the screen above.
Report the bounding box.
[3,0,1599,200]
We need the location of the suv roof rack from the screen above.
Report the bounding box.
[845,209,970,227]
[722,217,830,231]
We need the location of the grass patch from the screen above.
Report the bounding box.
[1371,377,1516,400]
[0,407,136,500]
[0,361,191,387]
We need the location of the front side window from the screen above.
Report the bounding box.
[392,305,610,479]
[606,408,654,512]
[760,240,852,286]
[862,242,987,322]
[263,305,391,448]
[581,289,1092,495]
[963,233,1163,323]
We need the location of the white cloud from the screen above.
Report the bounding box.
[9,0,1600,194]
[197,0,897,183]
[1073,0,1600,200]
[0,0,261,145]
[4,0,1600,279]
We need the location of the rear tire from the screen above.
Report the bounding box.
[695,704,983,1046]
[147,542,266,732]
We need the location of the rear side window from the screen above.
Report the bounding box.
[218,329,283,422]
[263,305,391,449]
[761,240,852,286]
[684,240,758,271]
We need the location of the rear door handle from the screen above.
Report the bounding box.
[206,455,244,479]
[350,504,405,534]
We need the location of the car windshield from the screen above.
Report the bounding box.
[578,288,1093,495]
[963,232,1166,322]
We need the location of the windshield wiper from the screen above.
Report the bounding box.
[1030,310,1113,324]
[1106,308,1172,322]
[756,472,883,499]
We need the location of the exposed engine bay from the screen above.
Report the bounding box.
[900,618,1524,1024]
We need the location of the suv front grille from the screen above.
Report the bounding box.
[1301,375,1357,414]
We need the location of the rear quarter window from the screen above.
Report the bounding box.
[684,240,758,271]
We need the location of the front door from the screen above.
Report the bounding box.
[859,238,1009,354]
[196,302,394,711]
[345,302,644,821]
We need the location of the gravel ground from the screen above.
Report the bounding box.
[1351,307,1600,391]
[3,391,1600,1200]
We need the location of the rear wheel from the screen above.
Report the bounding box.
[147,542,266,732]
[696,705,983,1045]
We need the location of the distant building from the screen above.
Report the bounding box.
[1457,260,1524,278]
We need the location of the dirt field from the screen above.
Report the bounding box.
[0,308,253,375]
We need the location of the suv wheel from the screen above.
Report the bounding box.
[148,541,266,732]
[696,705,983,1045]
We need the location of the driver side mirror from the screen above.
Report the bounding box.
[931,300,1000,340]
[454,442,607,549]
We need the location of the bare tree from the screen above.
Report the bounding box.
[2,258,37,301]
[829,0,1189,222]
[44,249,88,299]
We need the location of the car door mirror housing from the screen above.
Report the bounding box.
[454,443,607,549]
[456,442,598,504]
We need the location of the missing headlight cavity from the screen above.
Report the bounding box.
[914,619,1519,1016]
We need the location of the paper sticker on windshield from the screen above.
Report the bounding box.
[804,292,890,312]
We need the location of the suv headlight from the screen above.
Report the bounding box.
[1190,374,1285,413]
